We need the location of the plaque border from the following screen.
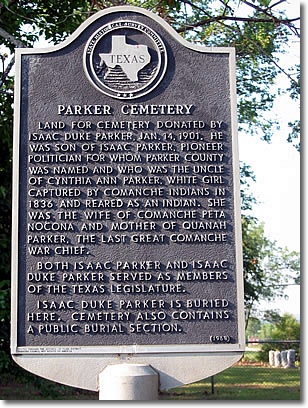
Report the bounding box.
[11,6,245,357]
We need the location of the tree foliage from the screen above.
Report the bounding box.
[246,312,300,341]
[242,216,299,324]
[246,312,300,363]
[0,0,300,144]
[260,313,300,363]
[270,313,300,341]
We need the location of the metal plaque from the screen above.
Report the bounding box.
[11,6,245,390]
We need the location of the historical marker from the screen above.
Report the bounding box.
[11,6,245,391]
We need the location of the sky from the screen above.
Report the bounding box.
[238,0,300,319]
[238,97,300,253]
[239,113,300,320]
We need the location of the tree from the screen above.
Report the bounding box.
[0,0,300,366]
[240,159,300,322]
[246,316,261,340]
[258,312,300,363]
[242,216,300,325]
[270,313,300,341]
[0,0,300,146]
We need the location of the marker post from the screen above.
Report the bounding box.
[99,364,159,400]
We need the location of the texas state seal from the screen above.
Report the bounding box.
[83,20,167,100]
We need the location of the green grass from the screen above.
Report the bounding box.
[1,364,300,400]
[161,366,301,400]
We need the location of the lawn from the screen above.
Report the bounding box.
[161,365,301,400]
[0,364,300,400]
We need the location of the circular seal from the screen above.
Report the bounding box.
[84,21,167,100]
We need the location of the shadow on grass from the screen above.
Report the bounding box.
[160,366,300,400]
[1,362,300,400]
